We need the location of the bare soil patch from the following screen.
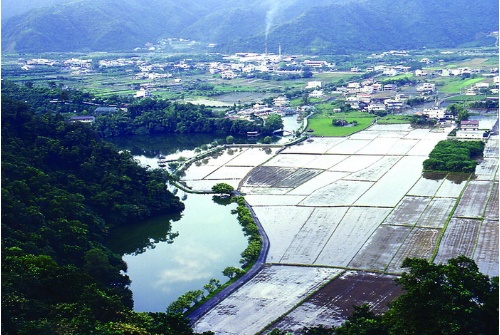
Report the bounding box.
[243,166,322,188]
[473,220,499,277]
[434,218,482,264]
[349,225,413,271]
[268,271,403,333]
[387,228,441,273]
[416,197,457,228]
[454,181,493,218]
[383,196,432,226]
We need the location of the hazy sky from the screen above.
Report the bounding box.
[2,0,68,19]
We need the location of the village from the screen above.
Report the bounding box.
[8,48,500,141]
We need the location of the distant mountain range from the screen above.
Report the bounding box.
[2,0,498,54]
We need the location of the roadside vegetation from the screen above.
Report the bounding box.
[377,115,414,124]
[167,194,263,315]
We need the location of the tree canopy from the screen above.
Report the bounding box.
[274,256,498,335]
[423,140,485,173]
[384,256,498,335]
[211,183,235,195]
[0,91,207,333]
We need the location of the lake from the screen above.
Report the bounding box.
[106,134,249,312]
[106,186,248,312]
[104,117,302,312]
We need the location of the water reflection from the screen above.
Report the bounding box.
[106,115,301,159]
[106,213,181,256]
[108,133,226,158]
[105,194,247,312]
[447,173,473,183]
[422,172,447,180]
[422,172,471,184]
[212,195,233,206]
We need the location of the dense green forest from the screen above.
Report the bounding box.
[0,80,282,138]
[1,91,216,333]
[423,140,485,173]
[95,98,280,137]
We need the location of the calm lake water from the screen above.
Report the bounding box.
[104,117,302,312]
[106,134,248,312]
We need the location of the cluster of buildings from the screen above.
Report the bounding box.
[15,51,498,138]
[327,78,408,112]
[225,101,296,122]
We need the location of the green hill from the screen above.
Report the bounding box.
[2,0,498,54]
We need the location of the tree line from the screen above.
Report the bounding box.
[95,98,269,137]
[1,80,284,138]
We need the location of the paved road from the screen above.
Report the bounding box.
[187,195,270,324]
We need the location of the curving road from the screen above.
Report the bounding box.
[187,195,270,324]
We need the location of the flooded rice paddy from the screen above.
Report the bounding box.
[186,124,498,334]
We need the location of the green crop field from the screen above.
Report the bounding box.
[306,113,375,136]
[444,94,486,102]
[377,115,413,124]
[438,77,487,93]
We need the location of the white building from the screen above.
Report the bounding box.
[242,64,256,73]
[134,88,151,98]
[460,120,480,131]
[368,103,386,112]
[416,83,436,92]
[415,69,428,76]
[357,93,372,103]
[306,81,322,89]
[309,90,324,98]
[423,108,445,119]
[455,131,484,140]
[273,96,289,107]
[384,99,404,110]
[221,70,236,79]
[303,60,330,68]
[361,85,374,94]
[383,68,398,76]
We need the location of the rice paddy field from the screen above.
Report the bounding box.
[182,125,499,335]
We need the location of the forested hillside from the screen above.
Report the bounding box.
[2,0,497,53]
[0,81,280,137]
[0,89,204,333]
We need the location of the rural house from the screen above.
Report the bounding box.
[460,120,480,131]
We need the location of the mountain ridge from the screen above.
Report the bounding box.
[1,0,497,54]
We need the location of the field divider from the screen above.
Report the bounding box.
[430,173,473,262]
[256,269,347,335]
